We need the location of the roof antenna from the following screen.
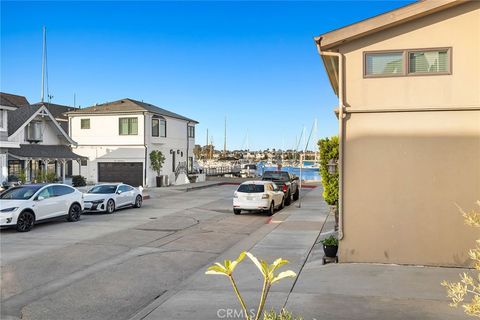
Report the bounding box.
[41,26,46,102]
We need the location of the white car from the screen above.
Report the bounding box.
[0,184,84,232]
[84,183,143,214]
[233,180,285,216]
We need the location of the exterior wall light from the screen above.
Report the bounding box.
[327,159,338,174]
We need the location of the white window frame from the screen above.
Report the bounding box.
[80,118,90,129]
[0,110,6,132]
[188,125,195,138]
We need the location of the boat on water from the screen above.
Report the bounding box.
[240,163,258,178]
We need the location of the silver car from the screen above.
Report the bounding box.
[83,183,142,214]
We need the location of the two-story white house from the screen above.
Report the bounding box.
[67,98,198,187]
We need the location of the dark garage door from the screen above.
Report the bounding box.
[98,162,143,187]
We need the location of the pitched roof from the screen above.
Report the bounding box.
[7,105,39,136]
[315,0,467,50]
[7,105,75,145]
[0,92,29,108]
[31,102,78,120]
[67,98,198,123]
[8,145,85,160]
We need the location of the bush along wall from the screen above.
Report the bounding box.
[318,136,339,206]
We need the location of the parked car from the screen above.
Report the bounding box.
[233,180,285,216]
[83,183,143,214]
[0,184,84,232]
[262,171,299,206]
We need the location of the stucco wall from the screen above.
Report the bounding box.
[339,1,480,110]
[341,111,480,266]
[335,2,480,266]
[145,114,195,187]
[70,114,145,146]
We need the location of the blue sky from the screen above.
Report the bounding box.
[1,0,413,151]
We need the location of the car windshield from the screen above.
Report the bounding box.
[0,185,43,200]
[237,184,265,193]
[262,172,288,181]
[88,185,117,194]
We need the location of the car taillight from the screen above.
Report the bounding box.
[282,185,288,193]
[234,192,238,198]
[262,194,269,199]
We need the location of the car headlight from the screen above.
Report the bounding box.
[1,207,19,213]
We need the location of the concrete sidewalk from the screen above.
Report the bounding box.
[131,186,469,320]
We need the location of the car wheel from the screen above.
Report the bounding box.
[106,199,115,214]
[267,202,274,216]
[233,209,241,215]
[285,192,291,206]
[67,203,82,222]
[133,195,143,208]
[293,189,300,201]
[16,211,35,232]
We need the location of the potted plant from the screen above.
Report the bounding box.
[321,235,338,258]
[150,150,165,187]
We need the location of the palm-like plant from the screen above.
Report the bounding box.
[206,251,297,320]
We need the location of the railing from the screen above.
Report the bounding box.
[204,166,242,176]
[174,161,188,180]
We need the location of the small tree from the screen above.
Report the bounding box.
[318,136,339,206]
[149,150,165,177]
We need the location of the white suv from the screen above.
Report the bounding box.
[233,180,285,216]
[0,184,84,232]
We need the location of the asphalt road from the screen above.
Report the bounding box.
[0,185,272,320]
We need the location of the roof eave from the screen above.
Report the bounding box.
[314,0,466,51]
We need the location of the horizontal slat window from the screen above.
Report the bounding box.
[365,52,404,76]
[408,49,449,74]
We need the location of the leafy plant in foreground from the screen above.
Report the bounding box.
[320,235,338,246]
[442,201,480,318]
[263,308,303,320]
[206,251,298,320]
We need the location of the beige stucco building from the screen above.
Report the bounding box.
[315,0,479,267]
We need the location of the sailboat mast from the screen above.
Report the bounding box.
[41,26,46,102]
[223,116,227,157]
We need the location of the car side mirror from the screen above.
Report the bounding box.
[36,195,45,201]
[117,190,122,194]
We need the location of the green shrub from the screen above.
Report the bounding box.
[18,170,27,183]
[72,175,86,187]
[150,150,165,176]
[45,172,59,183]
[321,235,338,246]
[318,136,339,206]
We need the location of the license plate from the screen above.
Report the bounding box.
[247,196,253,200]
[84,203,92,209]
